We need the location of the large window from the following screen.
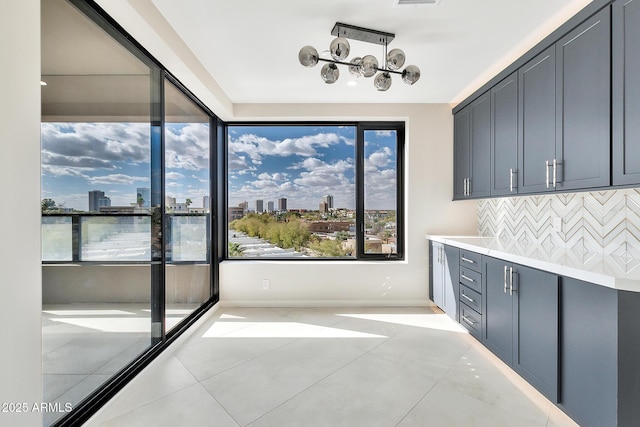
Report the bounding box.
[227,123,404,259]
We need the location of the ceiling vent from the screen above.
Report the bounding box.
[393,0,441,6]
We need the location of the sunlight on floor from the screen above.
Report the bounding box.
[336,313,468,333]
[201,321,388,339]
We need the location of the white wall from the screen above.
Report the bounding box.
[0,0,43,425]
[221,103,477,306]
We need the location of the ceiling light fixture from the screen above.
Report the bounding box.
[298,22,420,91]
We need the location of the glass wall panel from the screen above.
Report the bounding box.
[41,216,72,261]
[227,125,357,258]
[164,79,211,330]
[41,1,155,424]
[363,129,398,255]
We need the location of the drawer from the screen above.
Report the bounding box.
[460,267,482,293]
[460,250,482,272]
[460,303,482,341]
[460,284,482,314]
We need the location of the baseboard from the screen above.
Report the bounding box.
[219,299,433,308]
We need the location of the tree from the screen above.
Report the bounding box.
[137,196,145,207]
[228,242,245,257]
[185,198,192,208]
[41,198,57,213]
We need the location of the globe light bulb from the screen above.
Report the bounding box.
[402,65,421,85]
[374,72,392,91]
[298,46,319,67]
[329,37,350,61]
[386,49,406,71]
[321,63,339,84]
[359,55,378,78]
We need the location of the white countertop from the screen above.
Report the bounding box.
[427,235,640,292]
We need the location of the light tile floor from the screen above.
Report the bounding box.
[85,306,579,427]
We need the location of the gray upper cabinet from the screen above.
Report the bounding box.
[556,7,611,190]
[518,46,557,194]
[454,2,617,200]
[453,93,491,200]
[453,108,470,199]
[613,0,640,185]
[491,72,519,196]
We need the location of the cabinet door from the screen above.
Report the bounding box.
[613,0,640,185]
[443,245,460,321]
[513,264,559,402]
[556,8,611,190]
[470,93,491,198]
[482,257,513,365]
[453,108,470,200]
[431,242,444,308]
[518,46,556,194]
[491,72,518,196]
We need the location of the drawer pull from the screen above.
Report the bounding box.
[461,256,475,264]
[462,315,476,326]
[461,273,475,283]
[461,293,475,303]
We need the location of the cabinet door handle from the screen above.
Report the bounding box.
[503,265,508,294]
[461,315,476,326]
[509,168,514,192]
[467,178,471,196]
[461,256,475,264]
[461,293,475,303]
[509,267,514,296]
[553,158,557,188]
[545,160,550,188]
[461,273,474,283]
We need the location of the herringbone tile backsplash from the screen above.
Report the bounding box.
[477,188,640,274]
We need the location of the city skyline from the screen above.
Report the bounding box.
[228,125,397,210]
[41,122,209,211]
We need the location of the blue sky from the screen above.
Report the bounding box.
[41,123,397,212]
[228,126,397,210]
[41,122,209,211]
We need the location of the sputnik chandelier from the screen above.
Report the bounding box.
[298,22,420,91]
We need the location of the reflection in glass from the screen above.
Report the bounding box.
[364,130,398,255]
[164,79,211,330]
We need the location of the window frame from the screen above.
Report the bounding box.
[224,121,405,261]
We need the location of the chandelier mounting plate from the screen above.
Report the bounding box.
[331,22,395,46]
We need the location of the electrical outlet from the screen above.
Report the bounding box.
[262,279,270,290]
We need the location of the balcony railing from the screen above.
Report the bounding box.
[42,213,210,263]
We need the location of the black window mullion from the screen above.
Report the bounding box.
[356,124,366,258]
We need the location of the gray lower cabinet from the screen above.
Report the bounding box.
[482,256,559,402]
[560,277,640,427]
[613,0,640,185]
[430,241,459,321]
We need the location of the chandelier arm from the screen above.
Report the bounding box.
[317,58,403,75]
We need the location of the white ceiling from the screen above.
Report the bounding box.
[97,0,592,106]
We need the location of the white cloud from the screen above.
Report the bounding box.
[166,171,185,180]
[87,174,150,185]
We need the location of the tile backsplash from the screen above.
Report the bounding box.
[477,188,640,274]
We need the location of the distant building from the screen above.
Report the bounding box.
[136,187,150,207]
[88,190,110,211]
[319,202,329,213]
[99,206,134,214]
[228,206,244,221]
[267,201,274,213]
[322,195,334,209]
[278,198,287,212]
[203,196,210,210]
[256,199,264,213]
[239,201,248,212]
[165,196,176,206]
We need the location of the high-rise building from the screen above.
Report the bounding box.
[136,187,150,207]
[278,198,287,212]
[267,201,274,213]
[322,195,334,210]
[319,201,329,213]
[256,199,264,213]
[239,201,248,212]
[88,190,110,211]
